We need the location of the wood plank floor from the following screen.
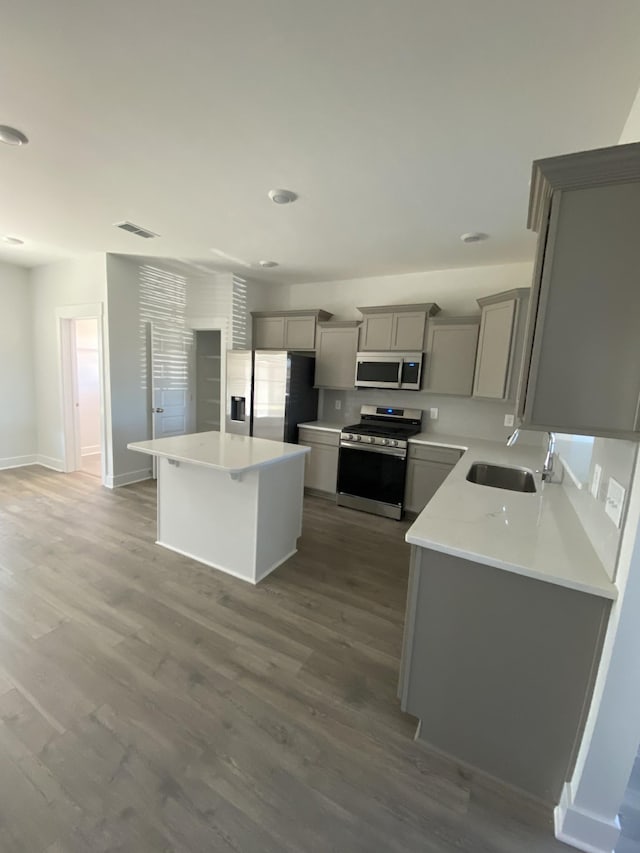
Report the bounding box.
[0,466,572,853]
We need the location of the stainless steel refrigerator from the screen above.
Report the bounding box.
[225,350,318,443]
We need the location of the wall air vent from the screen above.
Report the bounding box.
[114,220,159,239]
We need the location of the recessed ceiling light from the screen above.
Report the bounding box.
[460,232,489,244]
[258,260,278,268]
[268,188,297,205]
[1,235,24,245]
[0,126,29,146]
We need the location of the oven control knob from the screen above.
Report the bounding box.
[345,433,354,440]
[390,440,398,447]
[355,435,362,441]
[365,435,374,443]
[381,438,389,446]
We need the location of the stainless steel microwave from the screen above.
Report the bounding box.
[354,352,424,391]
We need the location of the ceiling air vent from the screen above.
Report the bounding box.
[114,220,159,239]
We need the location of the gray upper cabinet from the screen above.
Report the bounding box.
[473,289,529,401]
[253,315,285,349]
[517,143,640,439]
[314,321,360,389]
[357,304,440,351]
[425,316,479,396]
[251,310,332,351]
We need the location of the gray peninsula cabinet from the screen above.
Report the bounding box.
[314,321,361,389]
[357,303,440,351]
[251,310,332,351]
[517,142,640,438]
[399,546,611,803]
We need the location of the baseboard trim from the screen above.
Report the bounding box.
[155,540,297,585]
[412,732,555,829]
[0,454,38,470]
[36,455,65,472]
[554,782,620,853]
[81,446,101,456]
[104,468,152,489]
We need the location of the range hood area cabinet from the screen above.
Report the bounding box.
[516,142,640,439]
[423,316,480,396]
[314,320,361,390]
[473,288,530,401]
[251,310,332,351]
[357,303,441,352]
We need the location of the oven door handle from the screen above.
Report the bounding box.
[339,442,406,459]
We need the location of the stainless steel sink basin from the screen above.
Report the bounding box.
[466,462,537,493]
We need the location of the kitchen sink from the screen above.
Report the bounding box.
[466,462,537,493]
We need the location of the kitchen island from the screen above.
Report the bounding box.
[399,437,615,807]
[128,432,310,584]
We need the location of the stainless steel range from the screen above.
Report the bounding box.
[337,405,423,520]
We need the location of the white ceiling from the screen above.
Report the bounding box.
[1,0,639,283]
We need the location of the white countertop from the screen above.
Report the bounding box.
[128,432,309,475]
[406,438,616,600]
[298,421,345,433]
[296,421,615,599]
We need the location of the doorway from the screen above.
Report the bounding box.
[59,309,106,483]
[73,318,102,477]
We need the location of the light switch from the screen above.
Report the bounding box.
[590,464,602,500]
[605,477,626,529]
[504,414,515,427]
[429,407,439,420]
[334,399,342,410]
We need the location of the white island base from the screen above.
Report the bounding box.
[128,433,309,584]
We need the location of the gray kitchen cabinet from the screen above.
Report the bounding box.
[404,444,462,514]
[425,317,479,396]
[357,303,441,351]
[314,321,360,389]
[251,310,333,351]
[517,142,640,438]
[473,289,529,400]
[253,315,285,349]
[399,546,610,803]
[298,427,339,495]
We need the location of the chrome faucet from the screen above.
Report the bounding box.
[506,428,557,482]
[543,432,556,482]
[506,428,520,447]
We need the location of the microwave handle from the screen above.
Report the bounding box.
[396,360,403,387]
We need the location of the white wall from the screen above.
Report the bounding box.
[280,261,534,318]
[105,254,153,486]
[31,255,108,471]
[0,262,36,468]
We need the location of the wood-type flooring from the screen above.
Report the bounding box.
[0,466,572,852]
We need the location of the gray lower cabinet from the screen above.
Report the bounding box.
[314,321,360,389]
[404,444,462,514]
[473,289,529,400]
[425,317,479,395]
[298,427,339,494]
[399,546,610,804]
[517,143,640,438]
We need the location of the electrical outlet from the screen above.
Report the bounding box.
[504,414,515,428]
[334,399,342,410]
[590,464,602,500]
[429,407,439,420]
[605,477,626,529]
